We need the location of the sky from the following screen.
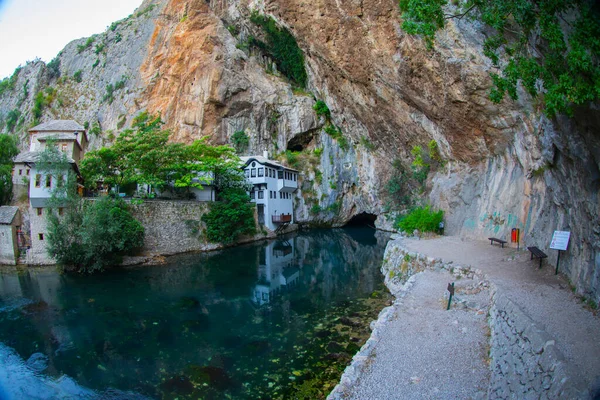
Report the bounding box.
[0,0,143,79]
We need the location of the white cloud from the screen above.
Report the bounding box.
[0,0,142,79]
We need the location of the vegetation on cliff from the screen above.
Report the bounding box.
[399,0,600,116]
[249,11,308,88]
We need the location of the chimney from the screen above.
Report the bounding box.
[263,150,269,159]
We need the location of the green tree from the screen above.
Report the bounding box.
[0,134,19,205]
[399,0,600,116]
[82,112,242,196]
[47,197,145,273]
[202,187,256,244]
[37,142,145,273]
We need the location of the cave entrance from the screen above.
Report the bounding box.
[345,212,377,228]
[286,130,316,152]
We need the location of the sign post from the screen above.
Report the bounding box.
[446,282,455,310]
[549,231,570,275]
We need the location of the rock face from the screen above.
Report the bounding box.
[0,0,598,301]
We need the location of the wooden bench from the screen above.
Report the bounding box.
[527,246,548,268]
[488,237,508,248]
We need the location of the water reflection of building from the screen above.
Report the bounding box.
[252,239,300,306]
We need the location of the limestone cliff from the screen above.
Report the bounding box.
[0,0,598,301]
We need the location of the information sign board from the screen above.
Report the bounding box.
[550,231,570,251]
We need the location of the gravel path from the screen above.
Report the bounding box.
[348,269,490,400]
[402,236,600,390]
[338,236,600,399]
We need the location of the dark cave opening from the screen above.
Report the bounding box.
[286,130,316,152]
[344,212,377,228]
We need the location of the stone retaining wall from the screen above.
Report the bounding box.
[488,292,584,399]
[129,200,219,255]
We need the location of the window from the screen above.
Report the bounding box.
[26,169,30,176]
[293,173,296,181]
[61,143,67,153]
[35,174,41,188]
[251,162,256,167]
[45,175,52,188]
[258,168,264,177]
[18,169,22,176]
[57,175,64,187]
[36,208,42,216]
[38,233,44,241]
[258,191,264,199]
[244,169,250,178]
[279,192,282,199]
[278,171,283,179]
[251,169,256,178]
[250,190,255,200]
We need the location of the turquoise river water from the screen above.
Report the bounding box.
[0,228,390,399]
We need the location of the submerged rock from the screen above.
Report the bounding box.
[26,353,48,372]
[160,375,194,395]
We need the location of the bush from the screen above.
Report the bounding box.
[47,197,145,273]
[77,37,95,53]
[395,205,443,233]
[313,100,330,118]
[5,109,20,133]
[231,130,249,153]
[0,67,21,97]
[202,188,256,244]
[73,70,83,83]
[46,57,61,79]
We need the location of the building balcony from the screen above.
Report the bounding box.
[272,214,292,223]
[277,178,297,192]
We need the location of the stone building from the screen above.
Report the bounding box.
[12,120,87,264]
[241,154,298,232]
[0,206,21,265]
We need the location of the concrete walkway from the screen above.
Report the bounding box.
[336,236,600,399]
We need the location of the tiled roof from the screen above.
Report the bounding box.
[240,156,298,172]
[0,206,19,224]
[29,120,84,132]
[14,151,75,164]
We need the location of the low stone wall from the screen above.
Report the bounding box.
[489,292,584,399]
[129,199,289,257]
[129,200,219,255]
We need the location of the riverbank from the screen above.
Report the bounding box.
[330,235,600,399]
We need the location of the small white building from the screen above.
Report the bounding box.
[241,154,298,232]
[0,206,21,265]
[12,120,87,264]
